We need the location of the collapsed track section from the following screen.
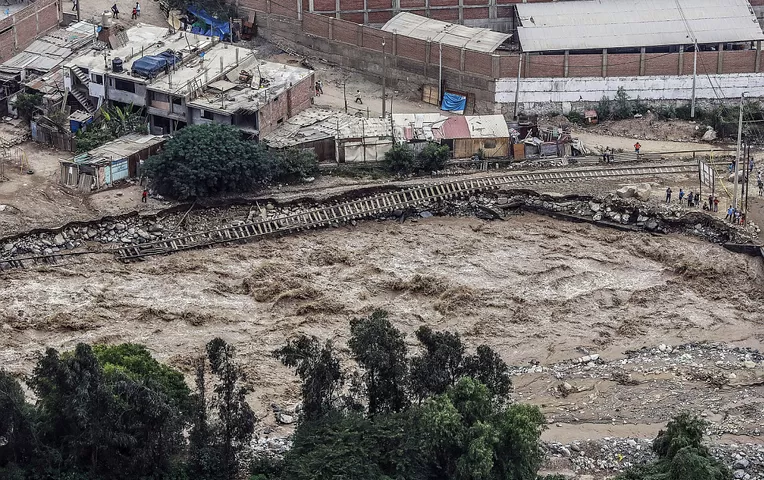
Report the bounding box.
[113,163,697,262]
[0,163,697,269]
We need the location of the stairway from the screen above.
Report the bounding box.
[70,65,90,86]
[70,88,95,114]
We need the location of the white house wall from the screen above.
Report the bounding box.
[495,73,764,111]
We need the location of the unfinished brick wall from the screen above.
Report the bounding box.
[0,0,61,62]
[287,74,315,117]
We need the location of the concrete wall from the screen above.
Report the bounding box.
[106,77,148,106]
[189,107,233,125]
[495,72,764,113]
[0,0,61,63]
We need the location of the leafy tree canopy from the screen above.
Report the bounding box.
[144,124,318,199]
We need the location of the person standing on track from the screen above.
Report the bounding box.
[678,188,684,205]
[634,142,641,155]
[666,187,672,203]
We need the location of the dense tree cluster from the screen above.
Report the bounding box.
[143,124,318,199]
[269,309,543,480]
[0,340,253,480]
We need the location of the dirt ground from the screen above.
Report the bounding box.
[2,214,763,447]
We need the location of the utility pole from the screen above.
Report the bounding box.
[76,0,80,21]
[438,41,443,107]
[513,53,523,120]
[382,39,387,118]
[691,40,698,118]
[733,92,746,209]
[343,77,348,113]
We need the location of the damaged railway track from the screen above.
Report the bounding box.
[1,163,699,269]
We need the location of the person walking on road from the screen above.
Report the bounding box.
[355,89,363,104]
[141,189,148,203]
[111,3,120,18]
[634,142,641,155]
[665,187,672,203]
[678,188,684,205]
[759,178,764,197]
[713,196,719,212]
[135,1,140,16]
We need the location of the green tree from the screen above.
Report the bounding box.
[617,413,729,480]
[417,378,545,480]
[273,335,343,421]
[417,142,450,172]
[189,338,256,480]
[348,310,409,416]
[410,327,512,401]
[144,123,277,199]
[463,345,512,398]
[93,343,192,414]
[613,86,632,120]
[12,93,42,121]
[383,143,417,175]
[29,344,115,476]
[410,326,466,401]
[0,371,37,471]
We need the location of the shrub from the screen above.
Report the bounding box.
[417,141,450,171]
[12,93,42,121]
[383,143,416,174]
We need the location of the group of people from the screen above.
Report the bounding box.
[314,81,324,96]
[665,187,724,212]
[109,2,140,19]
[725,206,745,225]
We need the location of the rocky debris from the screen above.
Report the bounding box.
[1,187,757,262]
[544,438,764,479]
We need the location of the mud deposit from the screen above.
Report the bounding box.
[2,214,764,475]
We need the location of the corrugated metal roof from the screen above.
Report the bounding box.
[516,0,764,52]
[0,22,94,73]
[466,115,510,139]
[438,116,470,139]
[381,13,511,53]
[262,108,391,148]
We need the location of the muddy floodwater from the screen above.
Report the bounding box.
[2,214,763,446]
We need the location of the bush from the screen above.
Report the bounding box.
[273,147,319,183]
[597,95,612,120]
[417,142,450,172]
[75,104,147,153]
[383,143,416,174]
[565,111,584,125]
[612,87,632,120]
[12,93,42,121]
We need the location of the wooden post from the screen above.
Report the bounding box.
[602,48,607,77]
[756,40,761,73]
[639,47,646,75]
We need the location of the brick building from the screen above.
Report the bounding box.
[0,0,62,63]
[63,24,314,137]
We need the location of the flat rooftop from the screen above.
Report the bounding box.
[65,25,214,82]
[186,55,312,115]
[147,43,256,97]
[263,108,391,148]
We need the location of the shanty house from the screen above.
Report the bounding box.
[59,133,166,192]
[393,114,509,158]
[263,109,392,163]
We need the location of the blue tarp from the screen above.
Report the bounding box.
[131,50,181,78]
[441,93,466,113]
[187,6,231,39]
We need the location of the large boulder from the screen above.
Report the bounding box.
[616,185,637,199]
[635,183,652,201]
[701,127,717,142]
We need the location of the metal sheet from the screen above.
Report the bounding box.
[466,115,510,139]
[381,12,511,53]
[516,0,764,52]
